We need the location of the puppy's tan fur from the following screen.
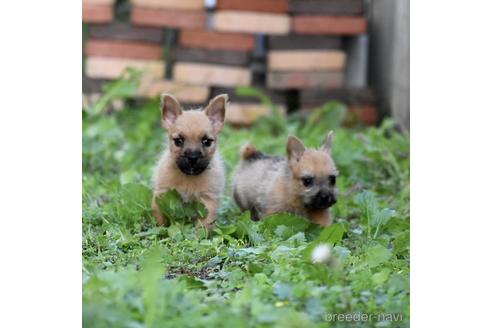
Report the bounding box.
[233,132,338,226]
[152,94,228,230]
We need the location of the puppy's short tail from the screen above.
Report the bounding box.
[240,143,259,160]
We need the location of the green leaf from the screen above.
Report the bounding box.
[303,223,346,260]
[372,268,390,286]
[273,282,293,300]
[259,213,310,239]
[362,244,392,268]
[119,182,152,214]
[177,276,206,289]
[87,68,142,115]
[318,223,346,244]
[155,190,208,224]
[140,247,166,327]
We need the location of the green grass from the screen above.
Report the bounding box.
[83,94,410,328]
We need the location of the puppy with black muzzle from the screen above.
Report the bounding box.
[232,132,338,226]
[152,94,228,230]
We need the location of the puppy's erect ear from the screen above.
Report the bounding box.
[287,135,306,164]
[321,130,334,153]
[160,94,183,129]
[205,94,228,132]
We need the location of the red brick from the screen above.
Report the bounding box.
[267,71,343,89]
[171,47,249,66]
[131,7,206,29]
[217,0,288,13]
[293,16,367,35]
[179,30,255,52]
[83,0,114,4]
[269,35,342,50]
[82,4,113,23]
[130,0,204,11]
[85,39,163,60]
[88,22,164,43]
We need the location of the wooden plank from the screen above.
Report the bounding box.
[225,102,286,126]
[213,11,290,35]
[82,4,113,23]
[130,0,204,10]
[174,62,251,87]
[293,16,367,35]
[137,77,209,103]
[217,0,288,13]
[267,71,343,89]
[179,30,255,52]
[171,47,249,66]
[289,0,364,15]
[88,22,164,43]
[85,40,163,60]
[268,35,342,50]
[132,7,206,29]
[85,57,165,79]
[268,50,346,71]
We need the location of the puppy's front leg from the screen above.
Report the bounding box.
[307,210,332,227]
[196,194,219,231]
[152,193,170,226]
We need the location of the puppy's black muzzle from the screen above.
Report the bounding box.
[176,150,209,176]
[305,192,337,210]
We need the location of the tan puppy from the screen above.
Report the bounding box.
[152,94,228,230]
[233,132,338,226]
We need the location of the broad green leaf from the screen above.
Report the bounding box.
[318,223,346,244]
[259,213,310,239]
[362,244,392,268]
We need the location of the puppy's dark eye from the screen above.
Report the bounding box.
[173,137,184,147]
[329,175,336,185]
[302,177,314,187]
[202,137,213,147]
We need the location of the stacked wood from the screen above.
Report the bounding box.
[82,0,377,125]
[84,19,166,91]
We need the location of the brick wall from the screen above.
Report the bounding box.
[83,0,378,125]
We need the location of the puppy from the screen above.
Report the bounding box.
[233,132,338,226]
[152,94,228,230]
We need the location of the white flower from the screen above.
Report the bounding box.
[311,244,332,264]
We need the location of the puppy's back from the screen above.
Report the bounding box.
[233,144,286,216]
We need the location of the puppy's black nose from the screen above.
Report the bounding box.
[327,193,337,206]
[185,150,201,164]
[320,192,337,207]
